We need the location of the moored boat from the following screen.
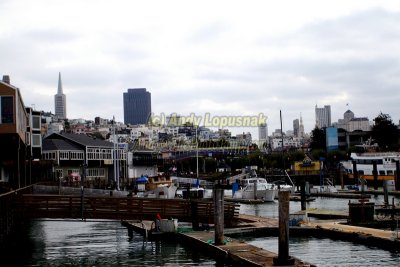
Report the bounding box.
[233,177,276,201]
[341,152,399,188]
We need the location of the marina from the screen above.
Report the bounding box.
[2,193,399,266]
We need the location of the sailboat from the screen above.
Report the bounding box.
[175,126,212,199]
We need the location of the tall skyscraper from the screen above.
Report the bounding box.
[299,113,305,138]
[315,105,331,128]
[54,72,66,120]
[123,88,151,125]
[293,119,299,137]
[258,122,268,141]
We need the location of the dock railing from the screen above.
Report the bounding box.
[16,194,240,225]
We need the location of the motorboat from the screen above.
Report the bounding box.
[233,177,276,201]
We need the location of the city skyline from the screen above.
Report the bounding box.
[1,1,400,136]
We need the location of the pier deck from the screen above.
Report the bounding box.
[123,211,399,266]
[304,220,398,241]
[177,230,313,267]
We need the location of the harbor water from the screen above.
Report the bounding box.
[2,195,399,266]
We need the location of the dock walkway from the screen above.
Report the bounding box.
[177,230,313,267]
[304,220,399,241]
[123,212,399,266]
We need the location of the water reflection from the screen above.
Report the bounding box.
[4,219,224,267]
[246,236,400,267]
[2,195,399,266]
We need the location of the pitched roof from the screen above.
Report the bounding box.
[46,133,114,148]
[42,139,82,151]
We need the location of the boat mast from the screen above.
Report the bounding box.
[280,110,285,172]
[196,125,199,185]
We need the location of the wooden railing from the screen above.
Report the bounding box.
[16,194,240,225]
[0,186,33,246]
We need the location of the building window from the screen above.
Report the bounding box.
[32,115,41,130]
[59,151,69,160]
[0,96,13,124]
[32,134,42,147]
[70,151,84,160]
[87,168,106,178]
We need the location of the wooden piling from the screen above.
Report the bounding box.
[395,160,400,191]
[273,190,294,266]
[213,187,224,246]
[300,178,306,211]
[373,160,378,190]
[352,160,358,185]
[383,180,389,205]
[191,201,199,230]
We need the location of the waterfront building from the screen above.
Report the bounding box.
[42,133,126,188]
[315,104,331,128]
[123,88,151,125]
[54,72,67,120]
[0,75,29,188]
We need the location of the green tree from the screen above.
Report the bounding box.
[310,127,326,151]
[371,113,399,151]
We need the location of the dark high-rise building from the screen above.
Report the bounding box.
[123,88,151,125]
[293,119,299,137]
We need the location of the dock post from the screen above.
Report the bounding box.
[339,164,344,189]
[383,180,389,205]
[352,160,358,186]
[372,161,378,190]
[395,160,400,191]
[191,200,199,230]
[273,190,294,266]
[214,185,224,245]
[300,177,306,211]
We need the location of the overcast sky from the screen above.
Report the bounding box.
[1,0,400,138]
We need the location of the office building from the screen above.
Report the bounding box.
[258,122,268,141]
[123,88,151,125]
[315,105,331,128]
[293,119,299,137]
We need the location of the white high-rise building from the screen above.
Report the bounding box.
[315,105,331,128]
[299,113,305,138]
[54,72,66,120]
[258,122,268,141]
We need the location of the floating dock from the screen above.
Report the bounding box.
[122,210,399,266]
[177,230,313,267]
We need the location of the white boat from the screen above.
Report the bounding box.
[175,186,213,199]
[233,177,276,201]
[340,152,399,189]
[152,184,178,199]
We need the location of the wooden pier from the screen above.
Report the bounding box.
[122,207,400,266]
[123,216,314,267]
